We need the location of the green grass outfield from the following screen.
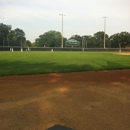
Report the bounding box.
[0,51,130,76]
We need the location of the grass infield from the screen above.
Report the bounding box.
[0,51,130,76]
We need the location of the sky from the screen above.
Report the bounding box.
[0,0,130,42]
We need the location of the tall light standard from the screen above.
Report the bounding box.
[102,16,107,49]
[7,37,9,46]
[82,37,86,49]
[59,14,65,48]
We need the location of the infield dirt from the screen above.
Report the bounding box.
[0,70,130,130]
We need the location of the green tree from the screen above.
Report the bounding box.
[8,30,17,41]
[93,31,109,48]
[0,23,11,46]
[23,40,31,47]
[109,32,130,50]
[35,30,65,47]
[14,28,26,46]
[31,42,38,47]
[82,35,96,48]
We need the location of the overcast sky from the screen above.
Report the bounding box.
[0,0,130,42]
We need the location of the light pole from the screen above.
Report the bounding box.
[102,16,107,49]
[59,14,65,48]
[7,37,9,46]
[82,37,86,48]
[43,33,46,47]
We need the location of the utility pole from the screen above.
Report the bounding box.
[59,14,65,48]
[102,16,107,49]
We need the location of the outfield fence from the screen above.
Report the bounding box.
[0,46,130,52]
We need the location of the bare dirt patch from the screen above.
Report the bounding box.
[115,52,130,55]
[0,70,130,130]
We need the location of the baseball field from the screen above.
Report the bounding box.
[0,51,130,130]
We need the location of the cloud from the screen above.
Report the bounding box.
[0,0,130,42]
[1,0,130,21]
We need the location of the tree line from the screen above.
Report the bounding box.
[0,23,31,47]
[0,23,130,48]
